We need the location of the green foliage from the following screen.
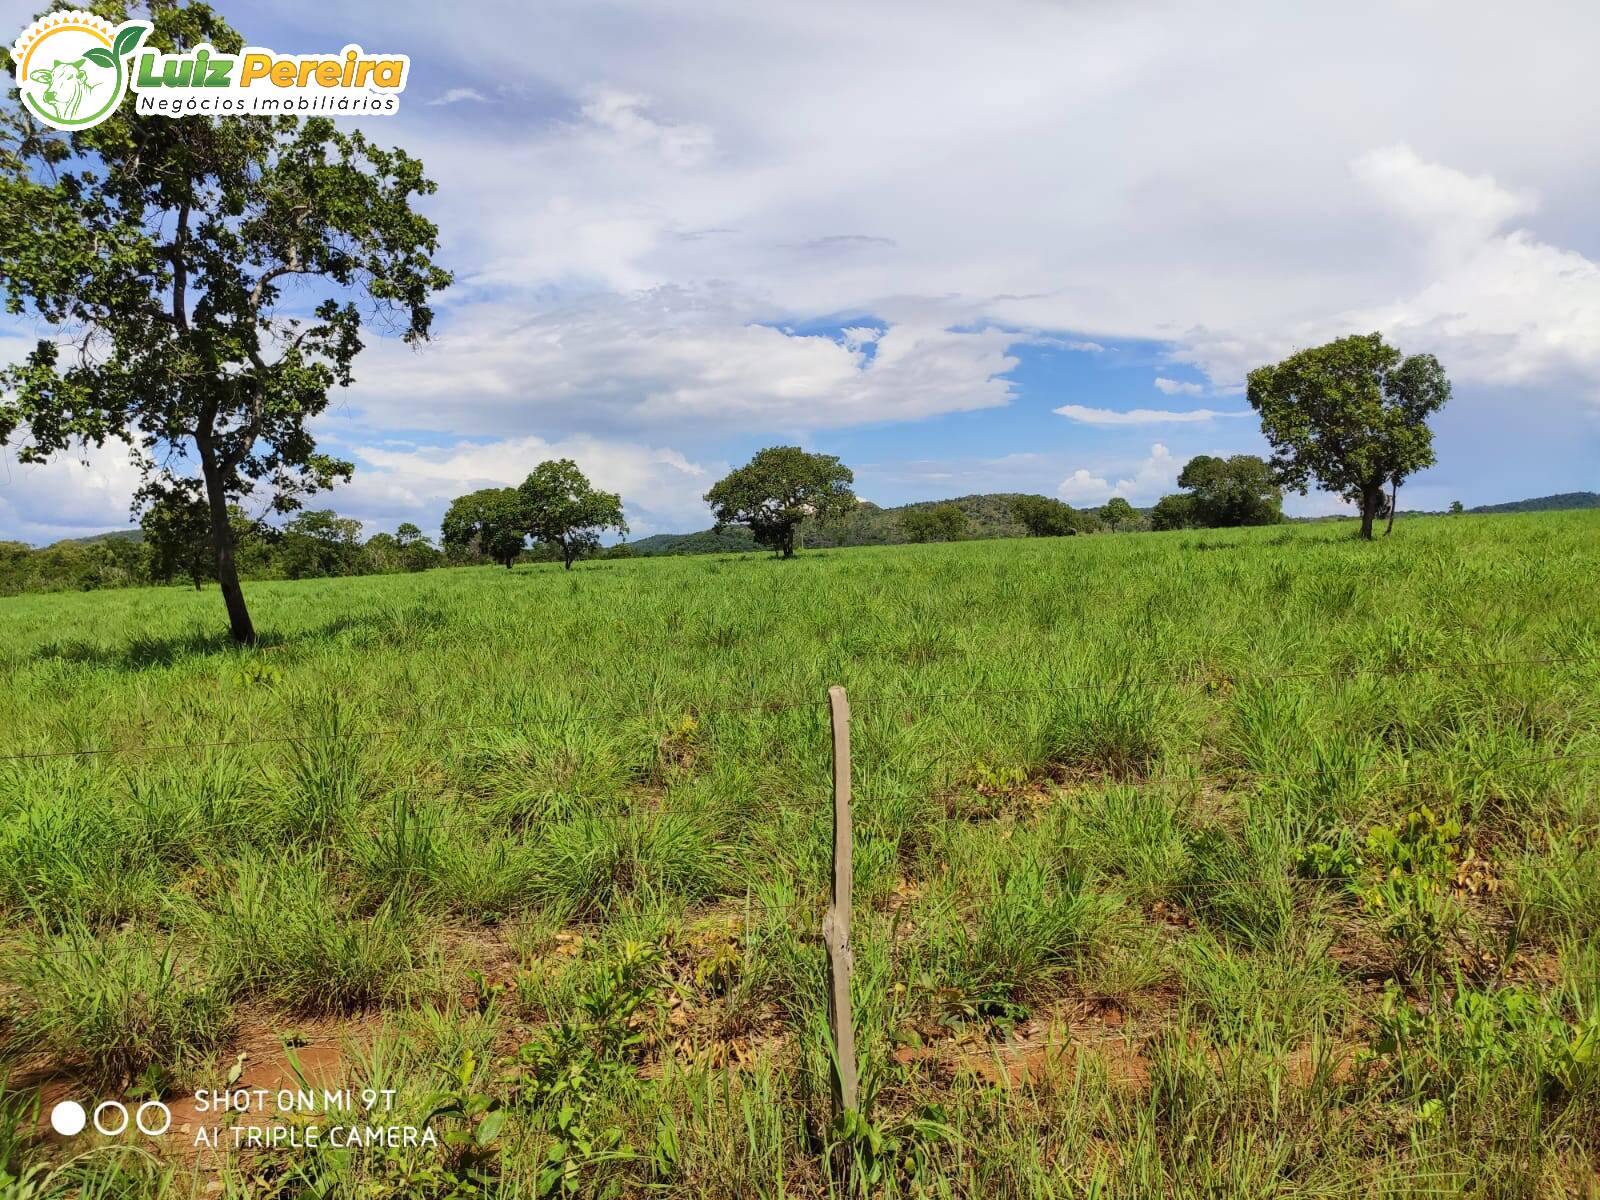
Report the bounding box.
[830,1102,956,1196]
[419,1050,508,1193]
[277,509,365,580]
[898,502,969,543]
[511,940,661,1196]
[704,445,856,557]
[6,921,233,1087]
[0,2,450,642]
[1149,492,1197,531]
[1098,497,1139,530]
[136,480,215,589]
[1247,333,1451,538]
[517,459,628,570]
[442,488,527,569]
[1373,981,1599,1102]
[1166,454,1284,528]
[1010,493,1090,536]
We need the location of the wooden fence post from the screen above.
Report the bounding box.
[823,684,858,1127]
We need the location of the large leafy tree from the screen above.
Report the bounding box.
[1247,334,1450,539]
[1010,494,1084,537]
[1098,497,1139,530]
[0,3,450,642]
[440,487,525,569]
[1172,454,1283,527]
[516,459,628,570]
[705,446,856,558]
[899,502,967,543]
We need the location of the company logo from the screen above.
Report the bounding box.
[11,11,410,129]
[11,11,149,130]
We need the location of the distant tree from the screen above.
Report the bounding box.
[1175,455,1283,527]
[1011,494,1082,537]
[395,522,424,547]
[900,503,968,543]
[1098,497,1139,530]
[0,6,451,642]
[279,509,362,579]
[517,459,628,570]
[441,488,525,568]
[1247,334,1450,539]
[1448,500,1464,514]
[138,481,214,589]
[705,446,856,558]
[363,531,403,573]
[1148,493,1198,531]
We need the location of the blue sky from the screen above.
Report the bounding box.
[2,0,1597,542]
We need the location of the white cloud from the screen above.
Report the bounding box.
[575,88,714,167]
[1153,377,1204,396]
[0,442,145,544]
[1351,144,1537,255]
[1057,443,1180,505]
[345,290,1022,435]
[1055,404,1250,425]
[337,434,717,537]
[428,87,490,106]
[1181,146,1600,392]
[1057,468,1113,505]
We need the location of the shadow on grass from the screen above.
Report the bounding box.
[26,613,389,671]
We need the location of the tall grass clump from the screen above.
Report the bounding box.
[193,853,417,1012]
[6,921,233,1087]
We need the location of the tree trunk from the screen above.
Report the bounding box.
[1358,485,1381,540]
[1385,480,1398,536]
[198,451,256,644]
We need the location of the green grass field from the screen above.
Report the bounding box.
[2,512,1598,1197]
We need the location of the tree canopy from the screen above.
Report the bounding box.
[704,446,856,557]
[1098,497,1139,530]
[900,503,968,543]
[1148,492,1197,532]
[441,488,525,569]
[1010,494,1085,537]
[517,459,628,570]
[1247,333,1450,538]
[0,2,451,641]
[1173,455,1283,528]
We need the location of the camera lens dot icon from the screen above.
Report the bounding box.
[50,1100,87,1137]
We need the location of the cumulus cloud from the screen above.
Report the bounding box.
[1057,468,1113,505]
[333,433,717,537]
[1055,404,1250,425]
[1153,377,1204,396]
[0,442,145,544]
[345,290,1022,435]
[1057,444,1180,505]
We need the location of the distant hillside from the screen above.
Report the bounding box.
[1468,492,1599,514]
[629,527,759,556]
[51,529,144,547]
